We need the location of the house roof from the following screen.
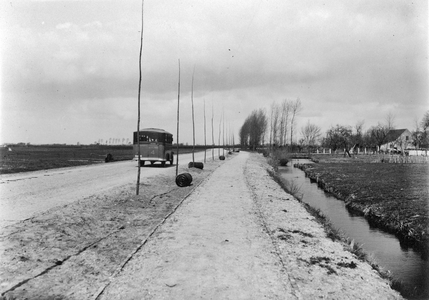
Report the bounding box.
[385,129,408,142]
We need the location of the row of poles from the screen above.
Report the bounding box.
[135,0,230,195]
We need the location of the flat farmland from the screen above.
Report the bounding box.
[0,145,213,174]
[298,156,429,256]
[0,145,134,174]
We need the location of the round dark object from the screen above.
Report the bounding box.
[219,156,225,160]
[176,172,193,187]
[188,162,204,169]
[105,153,113,162]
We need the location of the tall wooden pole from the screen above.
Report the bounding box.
[218,114,221,157]
[191,66,196,164]
[204,100,207,163]
[211,101,214,161]
[136,0,145,195]
[222,108,225,156]
[175,59,180,177]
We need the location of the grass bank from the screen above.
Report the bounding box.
[294,161,428,259]
[264,161,420,298]
[264,165,396,284]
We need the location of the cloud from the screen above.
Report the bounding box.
[1,0,427,144]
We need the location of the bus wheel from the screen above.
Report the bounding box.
[139,160,145,166]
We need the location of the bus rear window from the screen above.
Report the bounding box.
[133,131,172,144]
[139,134,158,142]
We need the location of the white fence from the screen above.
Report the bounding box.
[312,149,428,163]
[407,149,428,156]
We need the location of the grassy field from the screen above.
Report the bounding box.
[296,154,429,257]
[0,145,215,174]
[0,145,133,174]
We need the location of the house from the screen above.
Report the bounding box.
[379,129,412,153]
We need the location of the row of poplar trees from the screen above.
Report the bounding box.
[239,98,302,150]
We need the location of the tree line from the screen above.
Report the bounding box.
[239,98,302,150]
[239,101,429,155]
[322,112,429,156]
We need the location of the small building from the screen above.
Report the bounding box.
[379,129,412,154]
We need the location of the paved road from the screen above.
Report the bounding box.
[0,151,211,226]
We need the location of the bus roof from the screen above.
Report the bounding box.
[137,128,173,135]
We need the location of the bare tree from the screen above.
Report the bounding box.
[421,111,429,132]
[367,123,390,152]
[281,100,291,146]
[279,101,285,146]
[269,101,280,148]
[386,112,396,130]
[289,98,302,146]
[278,99,290,147]
[240,109,267,150]
[352,120,365,152]
[300,120,321,147]
[417,110,429,148]
[270,102,280,145]
[324,124,353,157]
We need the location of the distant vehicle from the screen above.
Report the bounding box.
[133,128,174,167]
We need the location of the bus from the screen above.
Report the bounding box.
[133,128,174,167]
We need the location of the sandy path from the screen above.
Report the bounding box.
[98,151,293,299]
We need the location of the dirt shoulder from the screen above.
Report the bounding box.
[1,152,402,299]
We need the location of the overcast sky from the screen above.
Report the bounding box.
[1,0,427,145]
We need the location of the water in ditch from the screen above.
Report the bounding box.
[279,159,428,300]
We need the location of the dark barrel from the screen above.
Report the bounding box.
[219,156,225,160]
[188,162,204,169]
[105,153,113,162]
[175,173,193,187]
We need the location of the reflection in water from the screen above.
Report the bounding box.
[279,160,428,299]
